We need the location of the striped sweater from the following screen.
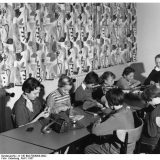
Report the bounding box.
[47,89,71,113]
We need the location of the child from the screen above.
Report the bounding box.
[116,67,141,90]
[139,83,160,147]
[144,54,160,85]
[93,71,116,107]
[75,71,103,110]
[46,74,73,115]
[85,88,135,154]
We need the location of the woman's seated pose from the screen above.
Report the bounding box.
[85,88,135,154]
[92,71,116,107]
[12,77,49,127]
[46,74,73,115]
[116,67,141,90]
[140,83,160,145]
[144,54,160,86]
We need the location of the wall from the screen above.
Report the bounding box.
[135,3,160,82]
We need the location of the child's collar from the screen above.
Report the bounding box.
[82,82,86,90]
[155,66,160,71]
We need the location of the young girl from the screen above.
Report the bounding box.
[144,54,160,85]
[46,74,73,114]
[93,71,116,107]
[116,67,141,90]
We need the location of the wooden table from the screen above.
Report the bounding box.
[0,135,53,154]
[1,108,98,152]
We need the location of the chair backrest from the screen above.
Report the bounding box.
[116,112,144,153]
[11,114,17,128]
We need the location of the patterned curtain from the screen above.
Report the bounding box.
[0,3,137,87]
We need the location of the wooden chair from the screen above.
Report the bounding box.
[136,108,160,153]
[116,112,144,154]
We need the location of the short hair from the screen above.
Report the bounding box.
[122,67,135,76]
[141,84,160,102]
[58,74,73,88]
[99,71,116,84]
[84,71,99,85]
[105,87,125,106]
[155,54,160,60]
[22,77,44,93]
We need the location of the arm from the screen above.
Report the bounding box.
[83,100,98,110]
[82,89,102,109]
[75,87,84,106]
[14,101,49,127]
[46,95,69,114]
[14,102,29,127]
[130,79,141,88]
[156,117,160,127]
[117,78,130,90]
[91,116,119,136]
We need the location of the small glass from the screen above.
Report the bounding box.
[66,107,79,118]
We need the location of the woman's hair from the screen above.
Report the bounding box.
[84,71,99,85]
[99,71,116,85]
[141,84,160,102]
[22,77,44,93]
[155,54,160,60]
[58,74,73,88]
[105,88,125,106]
[122,67,135,76]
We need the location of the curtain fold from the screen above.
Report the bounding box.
[0,3,137,87]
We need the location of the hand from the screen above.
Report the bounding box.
[52,106,69,114]
[149,97,160,106]
[93,119,101,128]
[96,102,103,108]
[40,111,50,118]
[127,81,131,86]
[104,101,110,108]
[130,85,135,89]
[44,106,50,112]
[150,81,155,85]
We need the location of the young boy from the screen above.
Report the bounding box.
[75,71,103,110]
[93,71,116,106]
[85,88,135,154]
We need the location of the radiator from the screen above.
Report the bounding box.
[71,69,107,91]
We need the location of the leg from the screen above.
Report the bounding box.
[85,143,109,154]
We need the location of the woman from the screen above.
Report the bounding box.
[140,83,160,145]
[12,77,49,127]
[144,54,160,85]
[116,67,141,90]
[46,74,73,115]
